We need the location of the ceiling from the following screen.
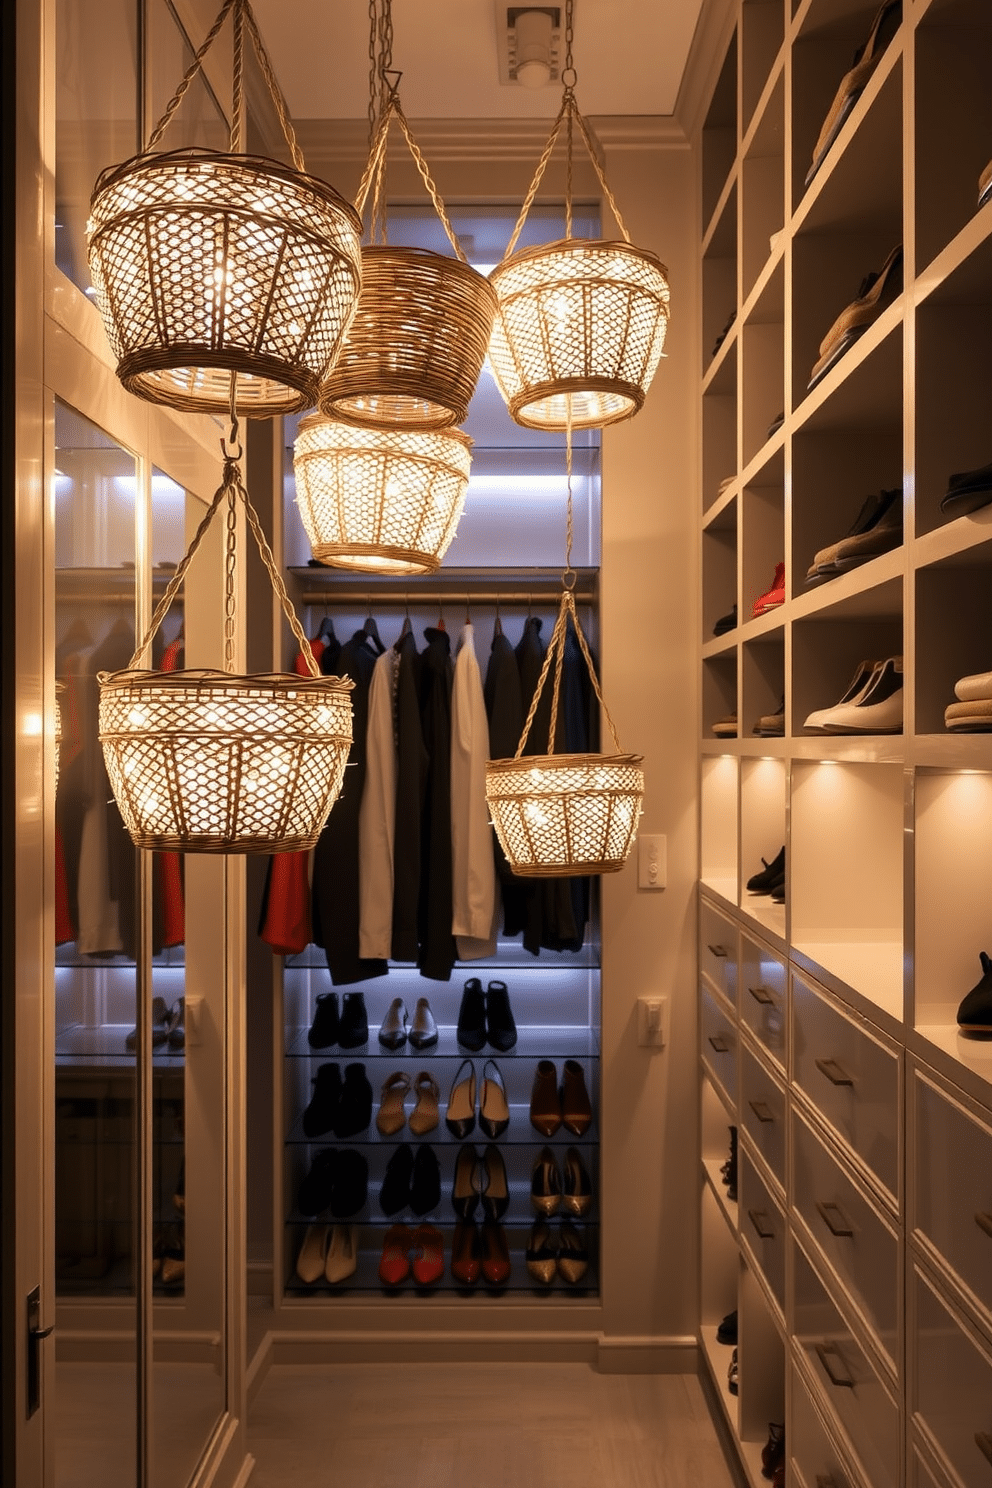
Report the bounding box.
[249,0,705,121]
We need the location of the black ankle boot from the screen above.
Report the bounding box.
[302,1062,342,1139]
[338,992,369,1049]
[307,991,339,1049]
[334,1063,373,1138]
[457,978,487,1051]
[486,980,517,1051]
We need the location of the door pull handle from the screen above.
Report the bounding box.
[708,1034,731,1053]
[815,1341,854,1389]
[748,1208,775,1240]
[974,1212,992,1241]
[747,985,775,1005]
[815,1057,853,1087]
[749,1100,775,1124]
[707,943,728,958]
[816,1201,854,1238]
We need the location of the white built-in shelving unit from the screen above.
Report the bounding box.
[696,2,992,1484]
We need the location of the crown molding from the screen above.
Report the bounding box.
[674,0,737,142]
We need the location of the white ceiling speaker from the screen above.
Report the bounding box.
[496,5,563,88]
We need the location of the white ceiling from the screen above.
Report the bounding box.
[250,0,704,121]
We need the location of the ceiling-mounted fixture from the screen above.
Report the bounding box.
[293,416,472,576]
[86,0,362,417]
[485,426,644,876]
[318,1,497,431]
[496,6,562,89]
[487,0,670,430]
[99,416,353,854]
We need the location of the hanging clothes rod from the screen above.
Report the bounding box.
[296,588,597,606]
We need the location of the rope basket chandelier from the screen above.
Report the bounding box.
[487,0,670,431]
[99,412,353,855]
[86,0,362,418]
[485,429,644,876]
[293,414,472,576]
[318,5,496,430]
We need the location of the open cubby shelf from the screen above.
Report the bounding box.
[697,5,992,1486]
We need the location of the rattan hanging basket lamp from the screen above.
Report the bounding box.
[98,425,354,855]
[86,0,362,418]
[318,17,497,431]
[485,433,644,876]
[293,414,472,576]
[487,0,670,431]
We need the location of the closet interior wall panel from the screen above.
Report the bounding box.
[695,1,992,1484]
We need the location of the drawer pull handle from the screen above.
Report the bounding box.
[815,1342,854,1389]
[816,1201,854,1238]
[975,1213,992,1241]
[749,1100,775,1124]
[707,943,729,958]
[748,1208,775,1240]
[976,1434,992,1469]
[747,985,775,1005]
[708,1035,731,1054]
[815,1057,853,1087]
[815,1478,839,1488]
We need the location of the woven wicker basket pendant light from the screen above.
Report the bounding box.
[485,427,644,876]
[487,0,670,431]
[98,417,354,855]
[318,1,497,431]
[86,0,362,418]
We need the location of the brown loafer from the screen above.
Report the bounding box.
[529,1059,562,1137]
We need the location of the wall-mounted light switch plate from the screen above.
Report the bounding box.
[638,833,667,890]
[637,995,669,1049]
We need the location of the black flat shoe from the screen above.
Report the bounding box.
[456,978,487,1051]
[302,1062,342,1139]
[307,991,339,1050]
[746,847,785,895]
[380,1143,414,1217]
[486,980,517,1051]
[451,1143,480,1218]
[717,1308,738,1345]
[409,1143,441,1216]
[378,997,408,1050]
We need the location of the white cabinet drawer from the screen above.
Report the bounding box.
[792,975,900,1204]
[740,1149,785,1313]
[913,1264,992,1488]
[792,1107,900,1376]
[791,1362,861,1488]
[913,1070,992,1325]
[700,898,738,1002]
[741,1040,786,1191]
[793,1241,900,1488]
[741,934,787,1071]
[701,984,738,1110]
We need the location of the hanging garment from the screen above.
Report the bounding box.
[483,619,528,944]
[391,627,427,963]
[258,850,313,955]
[54,828,74,947]
[450,621,497,959]
[259,633,330,956]
[539,619,593,954]
[55,622,91,943]
[311,631,389,986]
[358,646,399,960]
[417,626,456,982]
[77,617,136,957]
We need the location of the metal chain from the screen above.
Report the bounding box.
[224,484,237,672]
[562,0,575,85]
[236,470,320,676]
[563,0,575,238]
[368,0,379,147]
[513,593,571,758]
[125,480,230,669]
[230,0,244,153]
[392,101,468,261]
[501,97,569,262]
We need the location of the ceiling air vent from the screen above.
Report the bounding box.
[496,6,564,88]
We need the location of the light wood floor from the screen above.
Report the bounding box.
[247,1362,736,1488]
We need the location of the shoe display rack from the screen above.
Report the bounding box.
[282,954,600,1297]
[696,2,992,1485]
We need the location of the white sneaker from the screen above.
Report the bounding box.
[818,657,903,734]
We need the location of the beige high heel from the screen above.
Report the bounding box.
[376,1071,411,1135]
[408,1072,441,1135]
[325,1223,357,1284]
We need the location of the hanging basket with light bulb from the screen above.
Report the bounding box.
[485,434,644,876]
[487,0,670,431]
[318,13,497,431]
[98,421,354,855]
[293,414,472,575]
[86,0,362,417]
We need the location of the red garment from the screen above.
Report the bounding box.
[259,851,312,955]
[54,827,74,945]
[158,634,185,946]
[295,638,325,677]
